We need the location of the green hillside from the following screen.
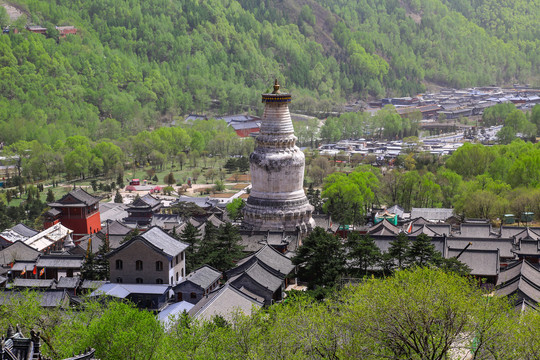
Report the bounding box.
[0,0,538,145]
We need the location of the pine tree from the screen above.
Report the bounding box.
[346,233,381,275]
[95,238,111,280]
[198,222,244,272]
[388,232,410,269]
[180,223,202,273]
[197,222,219,267]
[81,251,97,280]
[114,191,123,203]
[46,189,55,203]
[406,234,441,267]
[213,223,245,271]
[292,227,346,289]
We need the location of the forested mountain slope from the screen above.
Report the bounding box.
[0,0,538,146]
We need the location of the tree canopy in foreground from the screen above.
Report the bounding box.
[0,268,537,359]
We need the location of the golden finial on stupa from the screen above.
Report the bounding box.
[272,79,281,94]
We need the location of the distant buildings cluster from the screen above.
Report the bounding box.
[2,25,77,38]
[372,85,540,120]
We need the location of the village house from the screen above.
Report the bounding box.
[172,265,221,303]
[106,226,189,286]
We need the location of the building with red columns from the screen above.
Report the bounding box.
[45,188,101,240]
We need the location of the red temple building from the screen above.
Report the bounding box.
[45,188,102,240]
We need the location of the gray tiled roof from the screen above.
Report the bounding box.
[368,219,400,236]
[12,278,56,289]
[136,194,162,208]
[36,255,84,269]
[232,262,283,293]
[191,284,263,321]
[229,121,260,130]
[411,208,454,221]
[11,223,39,238]
[150,214,182,230]
[137,226,189,257]
[496,263,540,305]
[206,214,225,227]
[57,276,81,289]
[81,280,107,290]
[158,301,194,327]
[0,241,40,265]
[513,228,540,241]
[500,226,540,239]
[411,224,451,236]
[184,265,221,290]
[456,224,496,238]
[175,196,218,209]
[99,203,129,223]
[56,188,100,206]
[0,290,68,307]
[497,260,540,286]
[100,220,132,236]
[386,205,405,218]
[235,244,294,277]
[446,237,515,259]
[446,248,499,277]
[45,208,62,217]
[10,261,36,272]
[409,225,442,237]
[76,234,103,254]
[90,283,171,298]
[513,240,540,256]
[312,215,331,230]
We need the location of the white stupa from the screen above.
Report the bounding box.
[242,80,315,233]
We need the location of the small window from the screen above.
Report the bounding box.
[136,260,143,271]
[175,255,179,264]
[175,272,179,281]
[181,252,184,261]
[156,278,163,284]
[181,268,184,277]
[116,277,123,283]
[156,261,163,271]
[116,259,123,270]
[136,278,143,284]
[190,292,197,299]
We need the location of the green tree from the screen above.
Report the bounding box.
[164,172,176,185]
[0,7,9,29]
[322,169,378,226]
[340,268,511,360]
[214,180,225,192]
[226,198,245,221]
[292,227,346,289]
[177,152,188,170]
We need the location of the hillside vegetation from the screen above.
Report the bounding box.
[0,0,538,145]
